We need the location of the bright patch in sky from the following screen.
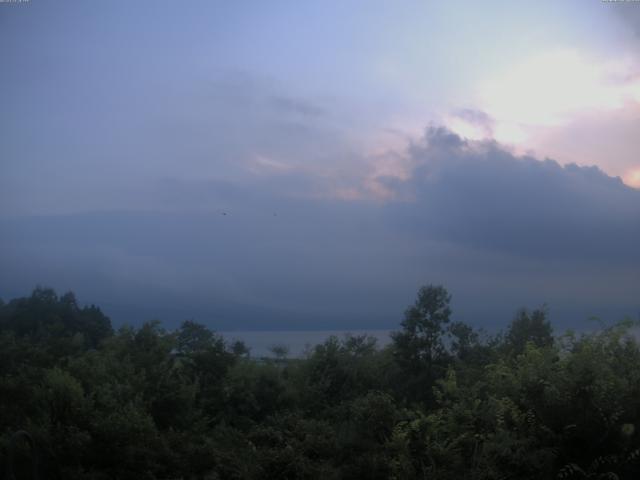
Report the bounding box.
[480,50,639,128]
[493,123,527,145]
[445,117,487,141]
[627,168,640,188]
[445,48,640,188]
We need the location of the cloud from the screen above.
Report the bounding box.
[1,127,638,330]
[0,70,359,216]
[387,127,640,263]
[443,53,640,185]
[446,109,495,140]
[517,106,640,188]
[271,96,326,117]
[445,49,640,171]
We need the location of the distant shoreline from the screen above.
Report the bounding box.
[219,329,394,357]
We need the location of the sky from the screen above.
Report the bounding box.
[1,0,639,331]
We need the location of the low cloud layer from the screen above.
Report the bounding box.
[1,128,638,331]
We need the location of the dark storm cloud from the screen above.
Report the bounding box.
[387,127,640,263]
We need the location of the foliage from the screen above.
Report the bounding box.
[1,286,639,479]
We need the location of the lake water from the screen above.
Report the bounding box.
[219,329,394,357]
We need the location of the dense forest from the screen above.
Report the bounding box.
[1,286,639,479]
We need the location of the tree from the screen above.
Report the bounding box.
[448,321,478,360]
[392,285,452,403]
[0,287,112,349]
[175,320,217,355]
[505,307,553,355]
[269,343,290,361]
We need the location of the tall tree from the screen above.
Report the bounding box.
[392,285,452,402]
